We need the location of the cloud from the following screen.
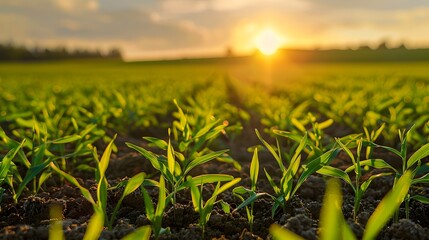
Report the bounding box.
[54,0,99,12]
[0,0,209,55]
[1,0,429,59]
[304,0,429,10]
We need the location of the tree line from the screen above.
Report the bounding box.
[0,43,122,61]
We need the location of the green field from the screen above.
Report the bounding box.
[1,59,429,239]
[1,59,427,146]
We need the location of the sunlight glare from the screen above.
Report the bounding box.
[254,29,282,55]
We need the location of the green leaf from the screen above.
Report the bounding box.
[320,179,343,240]
[318,119,334,130]
[79,124,97,137]
[193,119,221,139]
[187,176,201,212]
[345,159,397,173]
[407,143,429,169]
[121,225,151,240]
[264,168,279,194]
[374,144,402,158]
[250,148,259,191]
[291,118,307,132]
[50,162,95,205]
[83,207,104,240]
[126,143,161,170]
[234,192,268,212]
[373,123,386,140]
[15,158,53,201]
[269,224,305,240]
[51,135,82,144]
[412,172,429,184]
[219,200,231,214]
[124,173,145,196]
[167,139,175,175]
[0,139,25,183]
[184,150,228,175]
[98,135,116,178]
[289,133,307,170]
[109,172,146,229]
[142,187,154,221]
[317,166,352,186]
[336,138,355,164]
[154,176,166,236]
[256,129,284,171]
[143,137,168,150]
[294,148,341,196]
[363,171,413,240]
[360,172,392,193]
[411,195,429,204]
[212,178,241,197]
[179,174,233,191]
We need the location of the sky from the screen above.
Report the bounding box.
[1,0,429,60]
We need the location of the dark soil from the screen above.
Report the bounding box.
[1,141,429,240]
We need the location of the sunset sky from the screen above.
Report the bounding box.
[2,0,429,60]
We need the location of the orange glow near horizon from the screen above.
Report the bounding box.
[254,29,283,55]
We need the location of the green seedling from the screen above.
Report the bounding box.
[363,123,385,159]
[13,133,82,201]
[142,176,168,239]
[361,127,429,219]
[108,172,145,229]
[363,170,412,239]
[317,138,392,221]
[291,113,334,151]
[50,136,145,233]
[269,171,413,240]
[256,129,341,216]
[233,148,268,232]
[268,179,354,240]
[127,101,238,203]
[188,176,241,238]
[0,139,25,204]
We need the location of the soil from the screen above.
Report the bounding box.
[1,135,429,240]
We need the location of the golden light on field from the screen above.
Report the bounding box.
[254,29,283,55]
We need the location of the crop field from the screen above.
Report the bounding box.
[1,59,429,239]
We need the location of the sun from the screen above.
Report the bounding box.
[254,29,282,55]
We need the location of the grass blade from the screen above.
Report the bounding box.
[363,171,412,240]
[317,166,352,186]
[185,150,228,175]
[83,207,104,240]
[122,225,152,240]
[407,143,429,169]
[250,148,259,190]
[269,224,304,240]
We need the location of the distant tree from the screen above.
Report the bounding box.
[377,40,389,50]
[0,42,123,61]
[107,48,122,59]
[358,44,371,50]
[225,46,234,57]
[396,43,407,49]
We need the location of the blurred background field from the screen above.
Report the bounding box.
[1,58,428,153]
